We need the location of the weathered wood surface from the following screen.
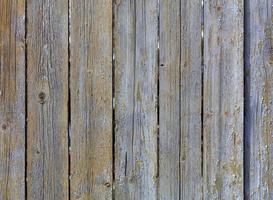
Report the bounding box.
[159,0,202,199]
[114,0,158,199]
[1,0,273,199]
[70,0,113,199]
[158,1,180,199]
[203,0,244,199]
[0,0,25,199]
[245,0,273,199]
[179,0,202,199]
[27,0,69,199]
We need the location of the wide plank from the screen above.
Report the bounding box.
[70,0,113,199]
[159,0,202,199]
[27,0,69,199]
[203,0,244,199]
[114,0,158,199]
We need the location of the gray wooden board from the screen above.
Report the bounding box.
[70,0,113,199]
[27,0,69,199]
[159,0,181,198]
[180,0,202,199]
[245,0,273,199]
[114,0,158,199]
[203,0,244,199]
[159,0,202,199]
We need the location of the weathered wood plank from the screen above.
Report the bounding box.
[70,0,112,199]
[179,0,202,199]
[114,0,158,199]
[27,0,69,199]
[245,0,273,199]
[0,0,25,199]
[159,0,202,199]
[203,0,244,199]
[158,1,180,198]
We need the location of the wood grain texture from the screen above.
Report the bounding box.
[159,1,202,199]
[70,0,112,199]
[203,0,244,199]
[159,1,180,198]
[114,0,158,199]
[245,0,273,199]
[179,0,202,199]
[27,0,69,199]
[0,0,25,199]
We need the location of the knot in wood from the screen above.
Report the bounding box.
[2,123,7,130]
[38,92,46,104]
[103,182,111,188]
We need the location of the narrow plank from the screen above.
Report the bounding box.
[158,0,180,199]
[0,0,25,199]
[203,0,244,199]
[70,0,112,199]
[245,0,273,198]
[180,0,203,199]
[27,0,69,199]
[114,0,158,199]
[159,0,202,199]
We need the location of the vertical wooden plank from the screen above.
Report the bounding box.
[0,0,25,199]
[159,0,180,198]
[27,0,69,199]
[245,0,273,198]
[159,0,202,199]
[203,0,244,199]
[114,0,158,199]
[180,0,202,199]
[70,0,112,199]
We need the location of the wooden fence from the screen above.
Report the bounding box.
[0,0,272,199]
